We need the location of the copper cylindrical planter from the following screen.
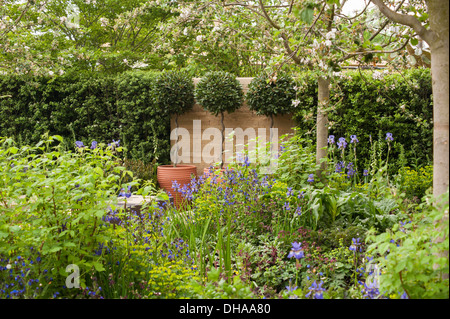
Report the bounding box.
[157,165,197,208]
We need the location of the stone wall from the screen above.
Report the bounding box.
[170,77,297,174]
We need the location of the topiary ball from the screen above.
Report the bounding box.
[194,71,244,116]
[155,70,195,116]
[246,72,297,117]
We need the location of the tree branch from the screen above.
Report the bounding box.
[370,0,435,45]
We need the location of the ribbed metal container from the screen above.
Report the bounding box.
[157,165,197,208]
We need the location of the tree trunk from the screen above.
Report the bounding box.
[428,0,449,200]
[428,0,449,279]
[220,111,225,169]
[316,76,330,180]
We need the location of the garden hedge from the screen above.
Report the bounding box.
[0,68,432,172]
[292,68,433,172]
[0,70,172,164]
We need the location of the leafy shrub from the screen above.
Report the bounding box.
[194,71,244,116]
[189,268,257,299]
[195,71,244,167]
[274,132,320,190]
[396,165,433,200]
[115,71,170,164]
[293,68,433,171]
[246,72,297,122]
[0,71,172,167]
[366,191,449,299]
[154,70,195,117]
[0,135,131,298]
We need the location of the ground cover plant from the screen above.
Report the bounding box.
[0,127,448,299]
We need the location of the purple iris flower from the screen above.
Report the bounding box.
[75,141,85,148]
[349,237,362,252]
[337,137,347,150]
[287,242,305,259]
[306,281,326,299]
[385,133,394,141]
[328,135,335,145]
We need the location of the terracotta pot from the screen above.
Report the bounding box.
[157,165,197,208]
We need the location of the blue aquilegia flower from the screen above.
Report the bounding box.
[119,185,132,198]
[347,162,356,178]
[307,174,314,183]
[361,281,380,299]
[305,281,326,299]
[385,132,394,141]
[335,161,345,173]
[337,137,347,150]
[349,238,362,252]
[286,187,293,197]
[172,180,181,192]
[285,285,298,293]
[90,141,98,149]
[350,135,359,144]
[75,141,85,148]
[363,169,369,177]
[108,139,120,149]
[287,242,305,259]
[295,206,302,216]
[327,135,335,145]
[283,202,290,211]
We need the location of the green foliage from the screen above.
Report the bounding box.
[0,135,131,298]
[246,72,297,118]
[194,71,244,116]
[115,71,170,163]
[274,132,320,190]
[189,268,256,298]
[395,166,433,200]
[366,191,449,299]
[154,70,195,116]
[293,68,433,171]
[0,71,171,166]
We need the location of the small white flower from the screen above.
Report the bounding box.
[60,16,67,23]
[292,99,300,107]
[131,61,149,69]
[325,31,336,40]
[6,264,11,270]
[196,35,203,42]
[123,59,128,64]
[48,70,54,76]
[100,18,108,27]
[312,39,320,49]
[183,28,188,36]
[325,39,332,47]
[100,42,111,48]
[59,69,65,75]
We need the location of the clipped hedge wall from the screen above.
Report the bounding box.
[0,70,171,164]
[292,68,433,171]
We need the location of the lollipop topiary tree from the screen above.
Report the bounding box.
[155,70,196,207]
[246,72,297,150]
[194,71,244,169]
[155,70,195,166]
